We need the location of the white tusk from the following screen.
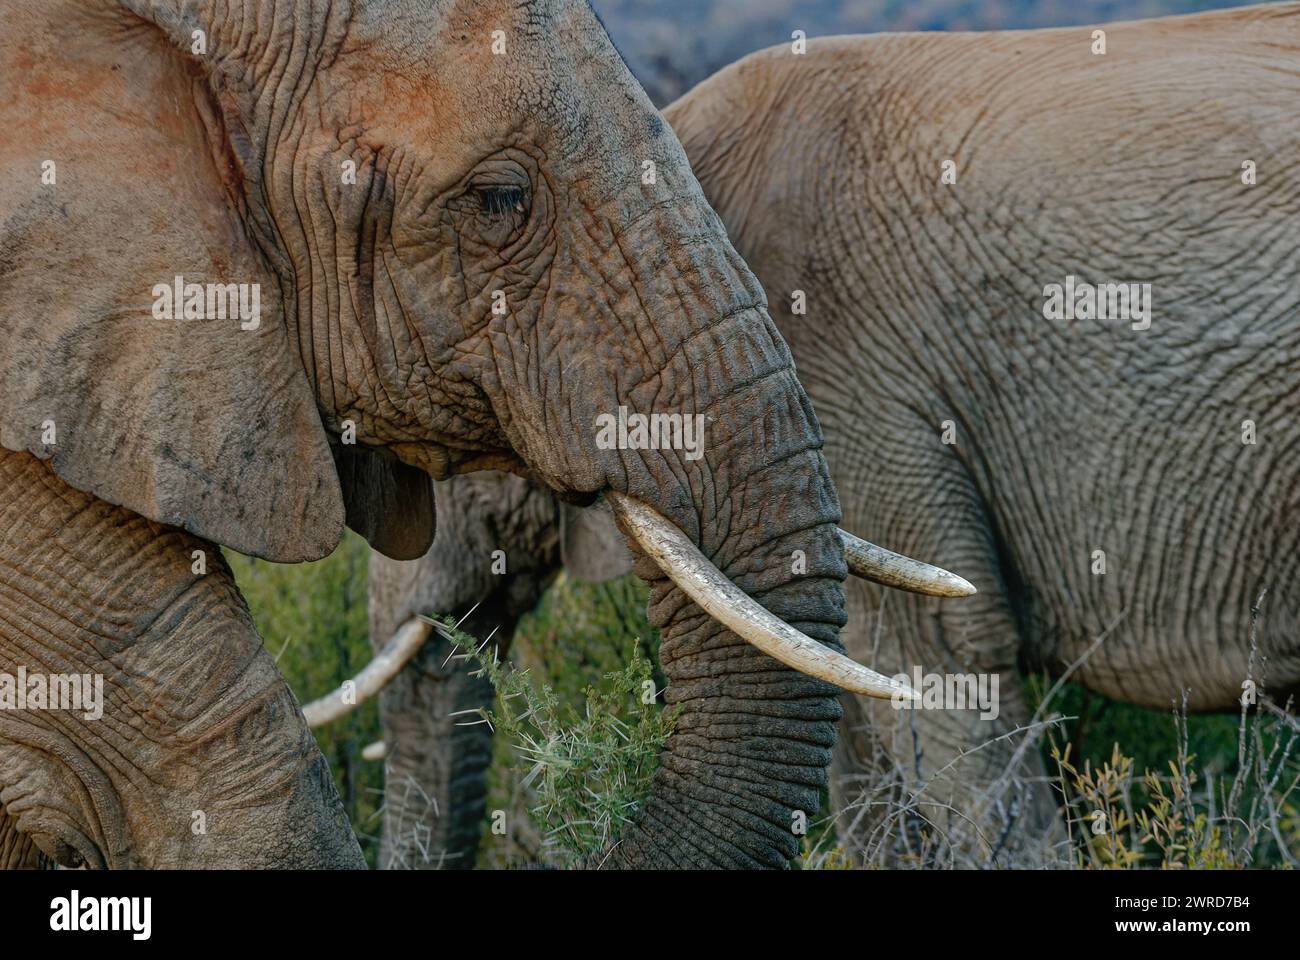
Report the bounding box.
[361,741,387,761]
[839,529,977,598]
[302,618,432,728]
[606,492,918,701]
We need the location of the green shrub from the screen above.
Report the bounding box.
[1049,701,1300,869]
[430,600,676,867]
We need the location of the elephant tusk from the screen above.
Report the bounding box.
[361,741,388,761]
[606,492,918,701]
[302,618,433,728]
[838,529,977,598]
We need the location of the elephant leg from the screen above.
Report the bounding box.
[833,579,1060,866]
[368,473,560,869]
[375,616,500,870]
[0,449,364,869]
[827,438,1061,867]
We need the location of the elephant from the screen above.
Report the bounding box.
[0,0,967,869]
[362,1,1300,867]
[360,473,639,868]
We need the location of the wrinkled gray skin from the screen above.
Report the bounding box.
[1,0,849,868]
[373,3,1300,866]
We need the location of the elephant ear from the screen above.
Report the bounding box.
[331,442,436,561]
[0,3,343,561]
[560,500,634,584]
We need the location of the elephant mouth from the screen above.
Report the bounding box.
[303,490,975,726]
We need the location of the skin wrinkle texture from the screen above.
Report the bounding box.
[672,4,1300,859]
[1,0,858,868]
[0,451,363,868]
[371,2,1300,867]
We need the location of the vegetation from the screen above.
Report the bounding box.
[477,574,671,867]
[1048,699,1300,869]
[431,602,675,867]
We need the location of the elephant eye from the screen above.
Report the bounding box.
[454,182,529,247]
[474,184,527,222]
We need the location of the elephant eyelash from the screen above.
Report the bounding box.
[475,185,526,220]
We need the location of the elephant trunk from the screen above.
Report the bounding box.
[460,193,953,866]
[590,309,851,869]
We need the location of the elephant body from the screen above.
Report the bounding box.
[670,2,1300,855]
[372,2,1300,865]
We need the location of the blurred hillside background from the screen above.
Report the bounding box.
[592,0,1255,105]
[229,0,1290,868]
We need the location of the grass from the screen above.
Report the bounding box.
[1044,598,1300,869]
[1046,694,1300,869]
[806,606,1300,869]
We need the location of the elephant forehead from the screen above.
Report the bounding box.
[343,0,642,153]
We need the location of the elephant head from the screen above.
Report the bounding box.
[1,0,967,868]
